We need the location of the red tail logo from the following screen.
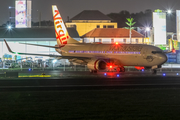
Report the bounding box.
[53,10,68,44]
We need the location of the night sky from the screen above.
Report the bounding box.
[0,0,180,25]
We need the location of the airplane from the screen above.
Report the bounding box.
[4,5,170,74]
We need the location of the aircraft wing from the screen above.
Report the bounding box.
[4,40,90,59]
[19,43,60,48]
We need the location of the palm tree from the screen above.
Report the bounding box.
[124,18,136,43]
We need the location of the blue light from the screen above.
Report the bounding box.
[163,73,166,76]
[142,69,144,72]
[104,73,107,76]
[177,73,179,76]
[117,74,120,77]
[29,68,31,71]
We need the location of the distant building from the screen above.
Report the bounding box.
[153,10,167,45]
[66,10,117,36]
[81,28,144,44]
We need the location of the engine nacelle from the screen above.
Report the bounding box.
[87,59,106,71]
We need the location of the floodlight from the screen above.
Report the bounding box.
[167,10,172,14]
[53,59,57,63]
[145,27,150,31]
[8,25,12,30]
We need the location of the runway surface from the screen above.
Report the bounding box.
[1,71,180,91]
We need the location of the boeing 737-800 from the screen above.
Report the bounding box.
[4,5,168,74]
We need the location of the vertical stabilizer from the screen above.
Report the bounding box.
[52,5,79,45]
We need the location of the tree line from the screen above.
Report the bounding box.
[107,9,176,32]
[1,9,176,32]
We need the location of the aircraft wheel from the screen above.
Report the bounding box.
[121,67,125,72]
[116,67,121,72]
[117,66,125,72]
[152,69,157,74]
[90,70,97,73]
[90,70,93,73]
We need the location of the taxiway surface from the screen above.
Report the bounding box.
[0,71,180,91]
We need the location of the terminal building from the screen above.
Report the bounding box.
[81,28,144,44]
[0,27,79,60]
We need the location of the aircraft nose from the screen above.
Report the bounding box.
[159,53,167,64]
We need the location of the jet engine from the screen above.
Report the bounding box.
[87,59,106,71]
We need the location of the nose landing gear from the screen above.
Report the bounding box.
[152,69,157,74]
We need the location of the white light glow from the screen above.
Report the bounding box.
[53,59,57,63]
[167,10,172,14]
[146,27,150,31]
[8,26,12,29]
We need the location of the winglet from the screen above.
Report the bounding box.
[4,39,14,53]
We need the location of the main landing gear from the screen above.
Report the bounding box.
[116,66,125,72]
[90,70,97,73]
[152,69,157,74]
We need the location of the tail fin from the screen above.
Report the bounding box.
[52,5,79,45]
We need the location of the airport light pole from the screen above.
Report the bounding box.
[145,27,150,44]
[64,60,65,71]
[172,33,176,40]
[53,59,57,70]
